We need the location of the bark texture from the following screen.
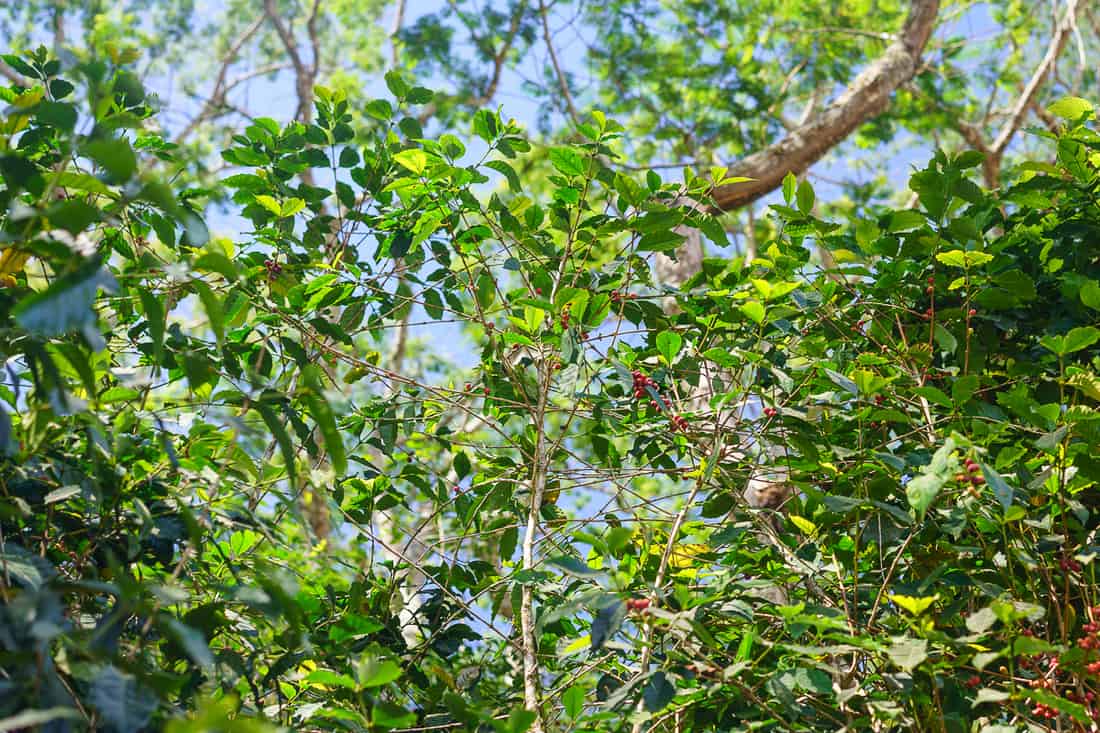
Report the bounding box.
[709,0,939,213]
[658,0,940,288]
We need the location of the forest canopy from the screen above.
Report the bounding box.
[2,2,1100,732]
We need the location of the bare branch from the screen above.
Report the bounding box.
[473,0,529,106]
[175,15,266,144]
[390,0,407,68]
[0,61,25,84]
[989,0,1077,157]
[263,0,314,123]
[538,0,580,126]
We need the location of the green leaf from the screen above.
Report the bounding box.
[549,555,601,578]
[0,548,52,590]
[1047,96,1093,121]
[44,485,80,504]
[306,669,358,690]
[394,149,428,175]
[1042,326,1100,355]
[486,160,521,192]
[192,280,225,347]
[643,671,676,712]
[14,260,115,339]
[740,300,765,324]
[254,195,282,215]
[965,606,998,634]
[1081,280,1100,310]
[781,172,796,204]
[372,701,417,728]
[549,147,586,177]
[563,685,585,718]
[89,667,157,733]
[138,289,166,368]
[82,138,137,182]
[256,403,297,488]
[796,179,815,214]
[280,198,306,217]
[933,323,957,354]
[163,617,215,669]
[384,70,409,98]
[952,375,979,405]
[885,636,928,671]
[825,368,859,396]
[47,199,99,233]
[906,437,956,521]
[887,210,926,232]
[303,391,346,477]
[981,463,1014,512]
[1024,687,1090,724]
[1064,326,1100,354]
[656,330,682,364]
[888,594,938,616]
[359,656,402,688]
[590,601,626,651]
[936,250,993,268]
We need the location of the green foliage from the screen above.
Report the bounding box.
[4,47,1100,733]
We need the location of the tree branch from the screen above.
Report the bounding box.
[989,0,1077,157]
[390,0,407,68]
[175,15,266,144]
[538,0,580,126]
[0,60,27,84]
[710,0,940,212]
[263,0,315,123]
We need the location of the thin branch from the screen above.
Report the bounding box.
[0,60,28,84]
[473,0,529,106]
[538,0,580,126]
[175,15,266,144]
[263,0,314,123]
[989,0,1077,157]
[390,0,407,68]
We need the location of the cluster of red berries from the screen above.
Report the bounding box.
[955,458,984,497]
[263,259,283,279]
[631,371,690,431]
[609,290,636,303]
[763,406,778,418]
[992,620,1100,724]
[632,370,657,399]
[925,276,935,296]
[921,306,934,321]
[560,304,571,329]
[955,458,984,484]
[1031,701,1058,720]
[625,597,651,612]
[463,382,491,396]
[1063,556,1084,574]
[874,394,885,405]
